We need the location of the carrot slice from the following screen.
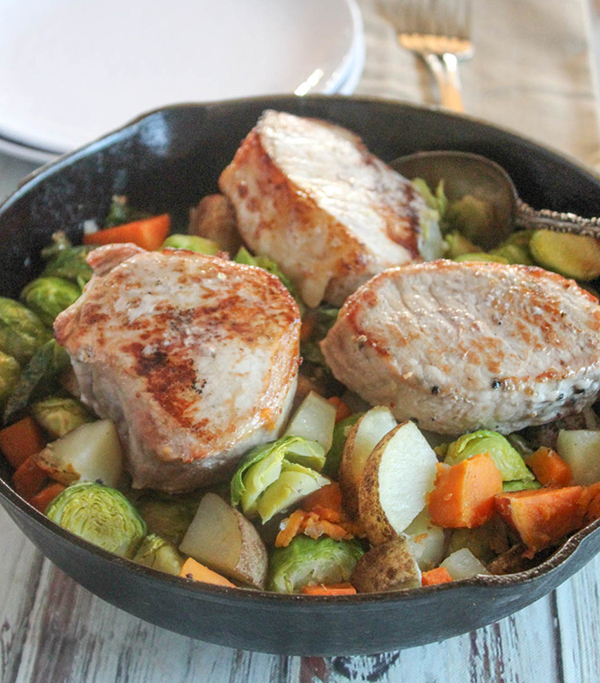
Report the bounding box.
[29,482,66,513]
[526,447,572,488]
[421,567,454,586]
[301,583,357,596]
[0,416,46,470]
[495,486,585,555]
[12,454,48,500]
[327,397,352,423]
[179,557,236,588]
[83,214,171,251]
[301,482,343,513]
[428,452,503,528]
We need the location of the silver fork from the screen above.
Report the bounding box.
[379,0,473,112]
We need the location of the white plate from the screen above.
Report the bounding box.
[0,0,363,155]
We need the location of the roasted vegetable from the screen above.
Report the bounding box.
[135,491,200,546]
[440,548,491,579]
[323,412,362,478]
[351,536,421,593]
[444,231,482,259]
[230,435,327,521]
[41,233,95,289]
[46,481,147,558]
[34,419,123,488]
[445,194,495,245]
[284,390,337,453]
[20,277,81,326]
[133,533,184,576]
[268,535,364,593]
[0,351,20,410]
[530,230,600,280]
[161,234,220,254]
[0,298,51,366]
[30,395,94,439]
[490,230,534,265]
[444,430,535,484]
[3,339,70,424]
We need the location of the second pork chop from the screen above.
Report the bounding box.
[321,260,600,435]
[54,244,301,493]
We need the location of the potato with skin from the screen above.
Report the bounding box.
[358,421,438,546]
[179,493,268,589]
[351,536,421,593]
[338,406,396,518]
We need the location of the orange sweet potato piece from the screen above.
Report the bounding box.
[29,482,66,513]
[301,482,343,514]
[301,583,357,596]
[495,486,585,555]
[12,455,49,500]
[421,567,454,586]
[0,417,46,470]
[526,447,572,488]
[428,452,503,528]
[180,558,236,588]
[327,397,352,423]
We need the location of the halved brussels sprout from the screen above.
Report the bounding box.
[0,351,20,410]
[161,234,220,255]
[41,232,95,289]
[268,535,364,593]
[446,195,495,245]
[322,412,362,478]
[133,533,184,575]
[46,481,147,558]
[444,430,535,483]
[444,231,482,259]
[135,491,200,546]
[30,395,94,439]
[20,277,81,326]
[490,230,534,265]
[231,435,325,520]
[0,297,51,365]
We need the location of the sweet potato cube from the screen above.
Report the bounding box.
[421,567,454,586]
[428,452,503,528]
[495,486,585,554]
[526,447,572,488]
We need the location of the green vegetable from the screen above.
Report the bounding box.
[0,297,51,365]
[454,252,509,264]
[4,339,70,424]
[161,234,220,255]
[268,536,364,593]
[235,247,304,314]
[529,230,600,281]
[133,533,184,575]
[323,413,363,477]
[412,178,448,221]
[46,481,147,558]
[20,277,81,327]
[41,232,95,289]
[230,436,326,521]
[104,195,151,228]
[445,195,495,244]
[135,491,200,546]
[444,430,535,482]
[30,395,94,439]
[444,231,482,259]
[502,479,542,492]
[0,351,20,410]
[256,460,329,522]
[490,231,534,265]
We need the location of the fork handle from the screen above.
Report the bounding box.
[423,53,465,113]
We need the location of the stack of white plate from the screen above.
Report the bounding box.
[0,0,365,164]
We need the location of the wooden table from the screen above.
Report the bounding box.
[2,1,600,680]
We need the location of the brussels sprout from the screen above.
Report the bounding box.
[0,351,20,410]
[490,231,534,265]
[530,230,600,281]
[135,491,200,546]
[133,533,184,575]
[104,195,151,228]
[20,277,81,327]
[268,535,364,593]
[41,232,95,289]
[446,516,510,565]
[30,395,94,439]
[256,461,329,522]
[161,234,220,255]
[444,430,535,482]
[443,231,482,259]
[322,412,362,478]
[502,479,541,492]
[231,436,325,520]
[235,247,304,313]
[446,195,495,245]
[46,481,147,558]
[0,297,51,365]
[412,178,448,219]
[4,339,70,424]
[454,252,509,264]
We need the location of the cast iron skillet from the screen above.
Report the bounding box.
[2,96,600,656]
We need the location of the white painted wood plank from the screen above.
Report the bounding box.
[554,556,600,683]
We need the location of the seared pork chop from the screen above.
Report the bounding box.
[218,110,440,308]
[54,244,301,492]
[321,261,600,434]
